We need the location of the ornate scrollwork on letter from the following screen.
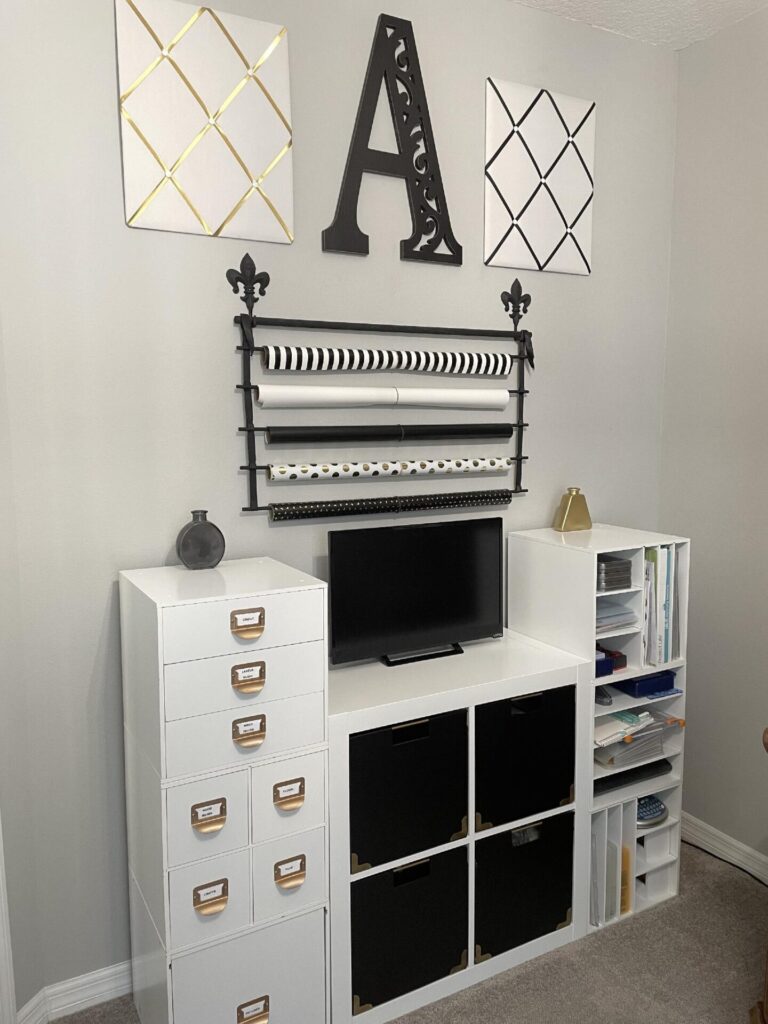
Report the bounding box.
[322,14,462,266]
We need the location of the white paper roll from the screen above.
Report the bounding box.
[267,456,515,481]
[254,384,509,410]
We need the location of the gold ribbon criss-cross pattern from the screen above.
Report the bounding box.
[120,1,293,239]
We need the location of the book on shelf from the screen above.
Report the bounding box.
[644,545,679,667]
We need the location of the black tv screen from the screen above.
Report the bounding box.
[329,518,503,664]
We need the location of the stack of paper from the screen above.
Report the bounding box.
[596,599,638,634]
[594,710,653,748]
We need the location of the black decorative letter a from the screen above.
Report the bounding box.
[322,13,462,266]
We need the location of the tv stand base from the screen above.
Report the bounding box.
[382,642,464,667]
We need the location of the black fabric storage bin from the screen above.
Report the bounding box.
[475,685,575,830]
[349,710,468,870]
[351,846,468,1012]
[474,811,574,960]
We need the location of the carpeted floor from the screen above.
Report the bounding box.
[58,845,767,1024]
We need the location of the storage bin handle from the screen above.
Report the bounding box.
[231,660,266,695]
[237,995,269,1023]
[273,777,305,812]
[232,714,267,748]
[230,607,265,640]
[190,797,227,834]
[274,853,306,890]
[192,877,228,916]
[392,857,431,885]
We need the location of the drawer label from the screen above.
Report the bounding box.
[237,717,264,736]
[237,996,269,1023]
[277,781,301,799]
[278,857,302,878]
[194,801,223,821]
[235,664,263,682]
[196,881,225,902]
[234,611,263,628]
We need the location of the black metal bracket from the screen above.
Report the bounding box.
[226,253,534,516]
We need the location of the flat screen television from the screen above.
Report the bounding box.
[329,517,503,665]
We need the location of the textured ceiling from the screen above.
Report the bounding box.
[514,0,768,48]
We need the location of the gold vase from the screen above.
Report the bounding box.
[553,487,592,532]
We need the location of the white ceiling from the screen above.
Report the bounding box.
[514,0,768,48]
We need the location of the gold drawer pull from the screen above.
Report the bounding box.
[232,714,266,749]
[192,877,228,916]
[273,777,305,812]
[231,661,266,695]
[274,853,306,891]
[237,995,269,1024]
[230,607,265,641]
[190,797,227,834]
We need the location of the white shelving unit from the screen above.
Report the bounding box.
[508,524,690,929]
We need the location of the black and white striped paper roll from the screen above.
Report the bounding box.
[262,345,515,377]
[267,457,515,481]
[254,384,509,410]
[268,489,515,521]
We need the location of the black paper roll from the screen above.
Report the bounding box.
[268,489,514,521]
[264,423,515,445]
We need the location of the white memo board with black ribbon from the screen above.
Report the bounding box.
[484,79,596,276]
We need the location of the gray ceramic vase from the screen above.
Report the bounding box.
[176,510,225,570]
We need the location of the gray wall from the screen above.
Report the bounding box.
[0,0,677,1006]
[660,10,768,855]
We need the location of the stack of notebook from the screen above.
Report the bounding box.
[597,555,633,592]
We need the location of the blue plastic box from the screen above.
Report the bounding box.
[612,670,676,698]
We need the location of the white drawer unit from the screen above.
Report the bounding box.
[171,909,327,1024]
[166,770,249,868]
[119,557,329,1024]
[164,691,326,779]
[252,827,327,925]
[164,640,325,721]
[252,750,326,844]
[168,849,252,951]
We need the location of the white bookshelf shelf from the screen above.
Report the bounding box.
[595,625,642,641]
[594,687,683,718]
[593,658,686,686]
[596,586,643,597]
[592,771,682,813]
[593,749,681,780]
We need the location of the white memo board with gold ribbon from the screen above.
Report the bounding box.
[114,0,293,243]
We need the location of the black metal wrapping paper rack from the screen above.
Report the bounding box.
[226,254,535,519]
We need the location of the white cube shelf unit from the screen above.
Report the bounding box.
[508,524,690,928]
[328,633,589,1024]
[119,558,329,1024]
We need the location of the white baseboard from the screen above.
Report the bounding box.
[17,961,131,1024]
[682,811,768,886]
[14,815,767,1024]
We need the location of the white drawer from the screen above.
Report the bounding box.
[164,641,325,721]
[164,692,325,779]
[162,589,324,664]
[168,849,251,952]
[171,909,326,1024]
[166,771,249,868]
[252,751,326,845]
[253,827,326,925]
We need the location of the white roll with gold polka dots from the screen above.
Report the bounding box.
[267,456,515,481]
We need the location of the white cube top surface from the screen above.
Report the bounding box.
[119,556,326,606]
[510,523,688,553]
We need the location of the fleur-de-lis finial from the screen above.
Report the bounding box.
[500,279,531,331]
[225,253,270,318]
[501,279,535,369]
